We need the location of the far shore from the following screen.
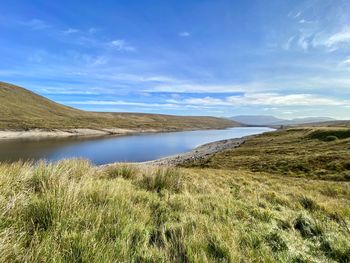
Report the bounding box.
[0,128,154,140]
[0,126,239,141]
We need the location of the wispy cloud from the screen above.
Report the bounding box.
[21,19,49,30]
[325,27,350,48]
[149,84,245,93]
[60,100,216,110]
[179,31,190,37]
[283,36,295,50]
[297,36,309,51]
[63,28,79,34]
[167,97,228,106]
[227,93,348,106]
[166,93,349,107]
[343,57,350,65]
[88,27,97,34]
[109,39,136,51]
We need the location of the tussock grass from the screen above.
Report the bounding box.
[139,167,183,193]
[103,163,138,179]
[0,160,349,262]
[308,128,350,141]
[190,127,350,181]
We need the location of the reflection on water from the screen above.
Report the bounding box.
[0,127,273,165]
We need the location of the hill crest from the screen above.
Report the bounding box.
[0,82,239,130]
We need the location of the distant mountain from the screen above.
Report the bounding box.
[279,117,336,125]
[230,115,284,126]
[231,115,337,126]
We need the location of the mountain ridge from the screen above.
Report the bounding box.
[231,115,337,126]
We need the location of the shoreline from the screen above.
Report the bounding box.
[0,127,215,141]
[2,128,270,167]
[0,128,140,140]
[102,135,255,168]
[142,136,250,166]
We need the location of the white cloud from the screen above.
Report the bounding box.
[109,39,136,51]
[287,11,301,18]
[343,57,350,65]
[179,31,190,37]
[227,93,347,106]
[149,84,245,93]
[88,27,97,34]
[23,19,49,30]
[93,73,181,84]
[167,97,230,106]
[298,36,309,51]
[61,100,215,109]
[325,27,350,47]
[147,74,350,94]
[63,28,79,34]
[283,36,295,50]
[42,90,99,95]
[166,93,349,107]
[263,107,278,111]
[91,56,108,66]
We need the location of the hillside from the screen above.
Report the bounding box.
[0,127,349,262]
[188,127,350,180]
[298,120,350,128]
[0,82,239,131]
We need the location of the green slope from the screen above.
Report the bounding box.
[0,82,239,130]
[188,127,350,180]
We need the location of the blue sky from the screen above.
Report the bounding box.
[0,0,349,119]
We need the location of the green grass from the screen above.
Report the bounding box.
[188,127,350,181]
[308,128,350,141]
[0,127,349,262]
[0,82,238,130]
[0,159,349,262]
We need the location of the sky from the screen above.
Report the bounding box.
[0,0,350,119]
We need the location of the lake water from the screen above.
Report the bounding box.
[0,127,273,165]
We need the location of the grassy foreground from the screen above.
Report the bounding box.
[0,127,349,262]
[0,159,349,262]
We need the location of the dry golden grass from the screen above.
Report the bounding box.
[189,127,350,181]
[0,159,349,262]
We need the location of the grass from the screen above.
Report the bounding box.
[0,82,238,130]
[308,128,350,141]
[188,127,350,181]
[0,127,349,262]
[0,159,349,262]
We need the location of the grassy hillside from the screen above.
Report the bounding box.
[188,127,350,181]
[0,127,349,262]
[0,82,238,130]
[297,121,350,128]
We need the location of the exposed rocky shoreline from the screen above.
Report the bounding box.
[100,136,249,169]
[139,136,251,166]
[0,128,139,140]
[0,127,197,140]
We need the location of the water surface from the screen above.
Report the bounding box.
[0,127,273,165]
